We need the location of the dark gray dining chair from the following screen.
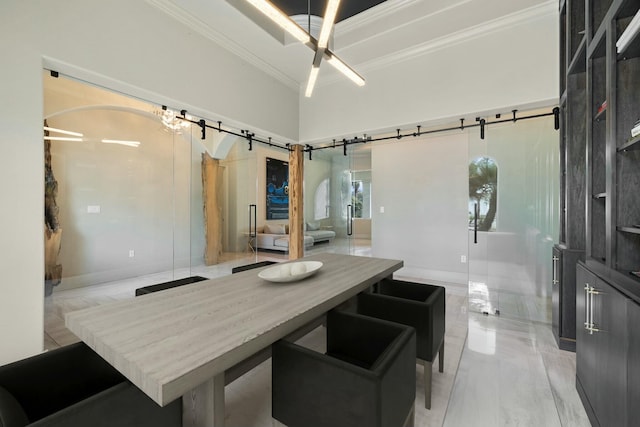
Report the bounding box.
[0,342,181,427]
[357,278,445,409]
[272,310,417,427]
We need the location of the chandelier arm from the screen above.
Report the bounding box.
[323,48,365,86]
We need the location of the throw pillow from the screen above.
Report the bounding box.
[306,222,320,231]
[264,224,286,234]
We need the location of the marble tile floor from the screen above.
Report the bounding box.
[444,313,590,427]
[44,252,590,427]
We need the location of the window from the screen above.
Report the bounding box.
[468,157,498,231]
[351,178,371,219]
[314,178,330,220]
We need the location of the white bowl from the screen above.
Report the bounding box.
[258,261,323,283]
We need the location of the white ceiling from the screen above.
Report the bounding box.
[147,0,554,91]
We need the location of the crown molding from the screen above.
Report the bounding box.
[144,0,299,91]
[319,0,557,88]
[335,0,473,49]
[335,0,422,35]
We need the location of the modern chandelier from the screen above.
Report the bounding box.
[244,0,365,97]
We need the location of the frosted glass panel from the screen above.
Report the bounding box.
[44,74,210,295]
[468,115,559,323]
[46,107,198,290]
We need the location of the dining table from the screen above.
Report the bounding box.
[65,252,403,427]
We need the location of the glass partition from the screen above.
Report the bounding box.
[45,106,186,291]
[44,72,278,302]
[303,149,334,254]
[467,115,559,322]
[218,139,258,263]
[303,144,372,256]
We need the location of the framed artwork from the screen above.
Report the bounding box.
[266,157,289,220]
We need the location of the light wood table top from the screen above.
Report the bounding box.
[65,253,402,408]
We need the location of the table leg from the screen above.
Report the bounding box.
[183,372,225,427]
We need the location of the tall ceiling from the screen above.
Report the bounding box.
[148,0,554,91]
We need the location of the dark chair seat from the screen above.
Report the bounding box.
[357,278,446,409]
[272,310,417,427]
[0,342,181,427]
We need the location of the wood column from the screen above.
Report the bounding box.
[289,145,304,260]
[44,123,62,295]
[202,153,222,265]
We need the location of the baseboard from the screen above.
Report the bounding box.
[576,375,600,427]
[558,337,576,353]
[393,266,467,286]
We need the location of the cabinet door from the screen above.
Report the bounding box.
[561,250,582,343]
[628,300,640,425]
[591,278,628,427]
[575,263,597,405]
[552,247,562,341]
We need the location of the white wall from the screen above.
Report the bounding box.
[372,132,470,284]
[299,11,558,142]
[50,110,174,288]
[0,0,298,365]
[372,116,559,301]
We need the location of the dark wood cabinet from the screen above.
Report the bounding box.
[627,299,640,425]
[552,245,584,351]
[590,278,628,427]
[562,0,640,274]
[575,263,598,424]
[576,261,629,427]
[564,0,640,425]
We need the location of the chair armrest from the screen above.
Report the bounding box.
[425,287,446,354]
[377,328,416,427]
[358,291,444,362]
[0,343,124,422]
[29,382,181,427]
[326,310,410,369]
[357,292,430,333]
[379,278,440,301]
[0,385,29,427]
[272,340,378,427]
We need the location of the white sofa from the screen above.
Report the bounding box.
[304,221,336,244]
[304,229,336,243]
[254,223,335,252]
[255,232,314,252]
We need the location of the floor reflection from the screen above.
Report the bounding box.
[467,315,496,355]
[468,280,496,316]
[468,260,552,324]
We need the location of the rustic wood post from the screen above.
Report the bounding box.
[289,145,304,260]
[202,152,222,265]
[44,122,62,295]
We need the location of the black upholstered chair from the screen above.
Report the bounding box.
[272,310,417,427]
[357,278,445,409]
[0,342,181,427]
[231,260,277,274]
